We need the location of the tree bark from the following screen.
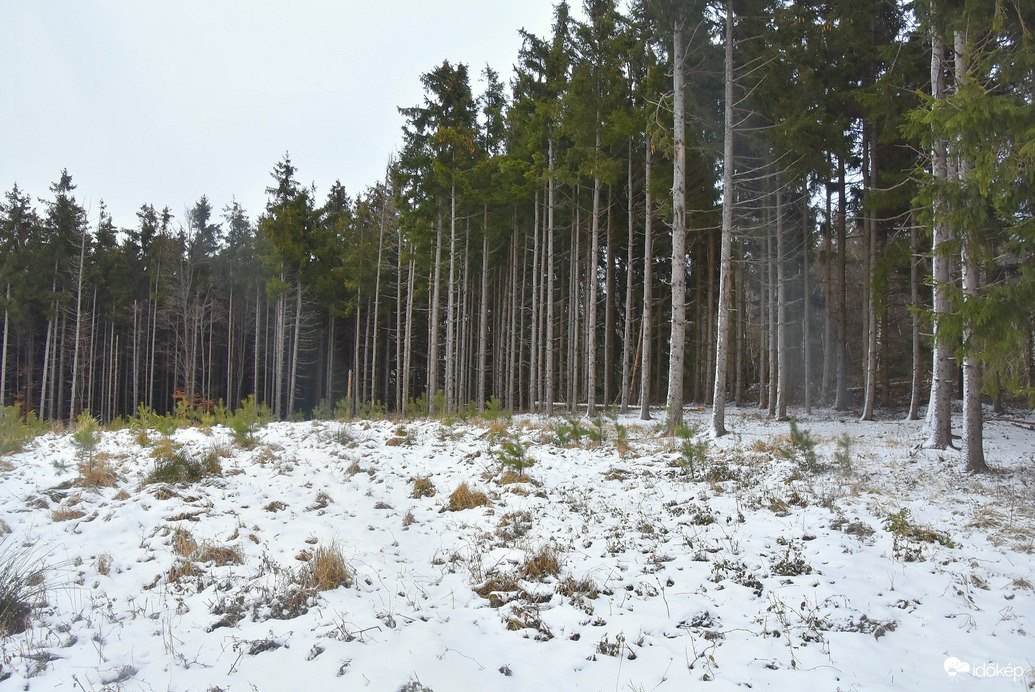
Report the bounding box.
[640,138,655,421]
[711,2,735,437]
[666,19,687,428]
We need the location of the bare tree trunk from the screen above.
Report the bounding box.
[666,19,687,428]
[955,30,988,472]
[767,202,777,417]
[802,196,813,416]
[1,286,9,412]
[834,159,849,410]
[478,209,490,410]
[69,228,87,422]
[371,193,386,408]
[908,217,923,420]
[775,185,787,421]
[924,26,953,448]
[402,258,415,415]
[546,138,557,417]
[604,187,615,409]
[430,215,443,412]
[288,279,301,415]
[445,186,458,412]
[711,2,735,436]
[640,138,655,421]
[588,156,601,416]
[821,185,834,402]
[616,141,633,409]
[861,126,879,421]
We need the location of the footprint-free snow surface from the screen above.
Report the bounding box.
[1,408,1033,690]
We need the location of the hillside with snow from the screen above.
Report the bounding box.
[0,408,1033,690]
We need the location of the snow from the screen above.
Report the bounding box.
[1,407,1033,690]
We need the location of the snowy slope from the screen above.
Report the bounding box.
[0,407,1032,691]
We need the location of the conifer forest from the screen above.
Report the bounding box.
[2,0,1033,474]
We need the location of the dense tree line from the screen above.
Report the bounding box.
[1,0,1031,472]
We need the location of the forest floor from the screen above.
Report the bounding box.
[0,406,1033,691]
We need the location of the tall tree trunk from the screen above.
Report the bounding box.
[1,286,9,412]
[924,25,954,449]
[775,185,787,420]
[430,215,444,412]
[639,138,655,421]
[588,155,601,416]
[371,193,386,408]
[402,258,415,415]
[834,159,849,410]
[711,2,735,437]
[546,138,557,417]
[908,217,923,420]
[69,228,87,422]
[604,187,615,409]
[666,19,687,428]
[621,143,636,413]
[861,126,879,422]
[288,279,302,415]
[802,195,813,416]
[821,185,834,402]
[955,30,988,473]
[478,209,490,410]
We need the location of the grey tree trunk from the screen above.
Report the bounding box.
[640,138,655,421]
[775,186,787,420]
[430,215,444,412]
[287,279,301,415]
[861,128,879,422]
[908,218,923,420]
[802,197,813,416]
[478,210,490,410]
[69,228,87,422]
[546,138,557,417]
[587,150,601,416]
[621,143,635,413]
[1,286,9,412]
[955,30,988,472]
[711,2,735,437]
[924,26,954,449]
[666,19,687,428]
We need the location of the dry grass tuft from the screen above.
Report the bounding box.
[298,542,353,591]
[448,483,491,511]
[410,476,436,499]
[113,488,131,501]
[172,528,197,556]
[197,544,243,566]
[264,501,287,512]
[520,545,561,581]
[603,467,631,481]
[497,470,531,486]
[51,507,87,522]
[166,559,198,583]
[77,452,120,488]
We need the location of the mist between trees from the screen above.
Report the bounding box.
[1,1,1031,474]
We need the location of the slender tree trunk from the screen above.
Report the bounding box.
[767,200,777,416]
[621,143,635,413]
[402,258,415,415]
[667,20,687,428]
[834,159,849,410]
[445,186,458,412]
[802,195,813,416]
[861,127,879,421]
[711,2,735,437]
[604,187,615,409]
[1,286,9,412]
[640,138,655,421]
[430,215,443,411]
[546,138,557,417]
[924,25,954,449]
[69,229,87,422]
[775,185,787,420]
[821,185,834,402]
[908,217,923,420]
[588,156,601,416]
[478,209,490,410]
[288,279,302,415]
[955,30,988,472]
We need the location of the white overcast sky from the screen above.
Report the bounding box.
[1,1,568,231]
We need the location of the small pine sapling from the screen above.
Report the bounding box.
[782,421,820,472]
[676,424,709,480]
[498,434,533,479]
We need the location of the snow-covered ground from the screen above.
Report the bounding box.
[0,407,1033,691]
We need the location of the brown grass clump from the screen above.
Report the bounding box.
[603,467,631,481]
[497,470,531,485]
[96,553,113,576]
[264,500,287,512]
[520,545,561,581]
[51,507,87,522]
[298,543,353,591]
[448,483,490,511]
[77,452,120,488]
[411,476,436,499]
[166,559,198,583]
[172,528,198,556]
[197,544,243,566]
